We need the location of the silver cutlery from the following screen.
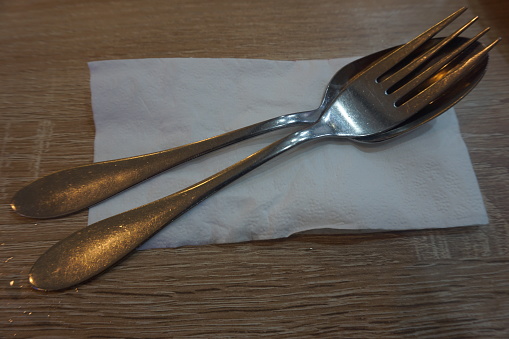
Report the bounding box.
[10,7,491,221]
[27,8,499,290]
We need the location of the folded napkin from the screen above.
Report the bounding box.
[88,56,488,250]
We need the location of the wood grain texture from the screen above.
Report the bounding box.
[1,0,508,337]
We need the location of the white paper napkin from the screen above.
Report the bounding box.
[88,56,488,250]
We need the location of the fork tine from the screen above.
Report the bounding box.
[367,7,467,77]
[392,28,490,101]
[381,16,479,88]
[400,38,500,113]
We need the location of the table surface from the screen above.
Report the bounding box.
[1,0,508,337]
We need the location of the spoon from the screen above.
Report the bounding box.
[14,21,475,220]
[10,35,480,220]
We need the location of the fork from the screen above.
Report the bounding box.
[29,8,499,290]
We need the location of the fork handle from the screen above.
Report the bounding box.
[29,124,326,291]
[12,110,319,219]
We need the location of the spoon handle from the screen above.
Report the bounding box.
[12,110,318,219]
[29,125,323,291]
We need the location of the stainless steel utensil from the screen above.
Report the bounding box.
[29,8,499,290]
[6,11,479,221]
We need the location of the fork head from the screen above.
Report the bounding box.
[323,7,500,137]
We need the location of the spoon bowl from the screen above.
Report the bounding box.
[357,37,488,143]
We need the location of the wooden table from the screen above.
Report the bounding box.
[1,0,508,337]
